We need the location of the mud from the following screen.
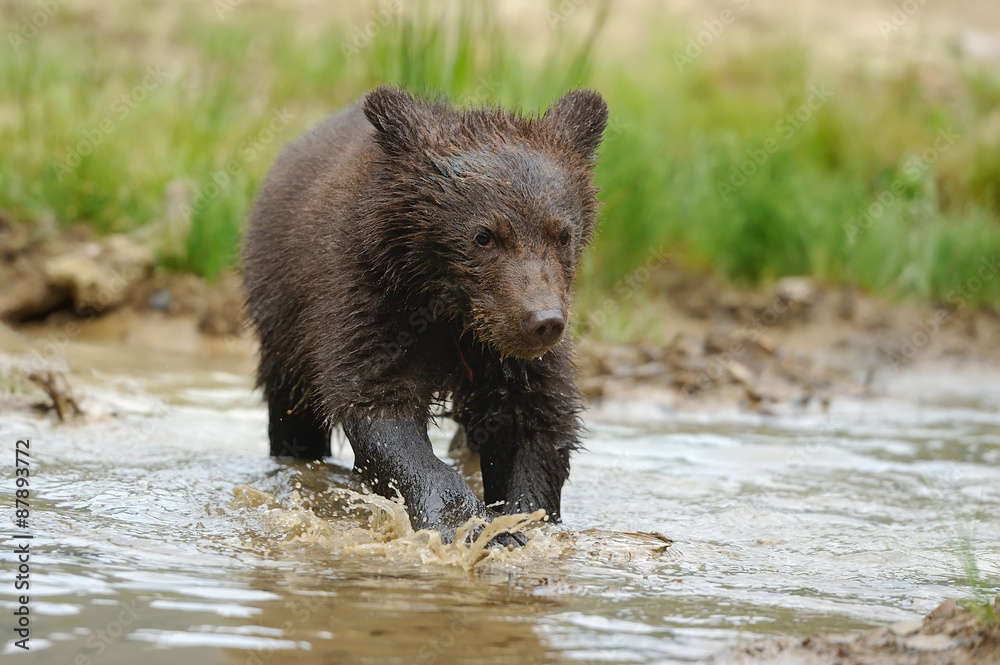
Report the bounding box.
[720,599,1000,665]
[3,218,998,415]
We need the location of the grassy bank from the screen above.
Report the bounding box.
[2,0,999,324]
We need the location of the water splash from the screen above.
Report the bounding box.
[228,485,547,569]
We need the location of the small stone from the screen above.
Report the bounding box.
[148,289,172,311]
[755,334,778,354]
[824,633,858,645]
[703,332,730,355]
[633,361,666,380]
[726,360,754,386]
[925,598,961,620]
[887,619,924,636]
[903,633,956,651]
[776,276,817,305]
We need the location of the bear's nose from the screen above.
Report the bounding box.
[522,309,565,347]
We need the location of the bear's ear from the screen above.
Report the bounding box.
[363,85,429,156]
[541,89,608,162]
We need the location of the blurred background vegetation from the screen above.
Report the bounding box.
[2,0,999,325]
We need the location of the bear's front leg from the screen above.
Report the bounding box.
[342,413,487,542]
[478,416,576,521]
[467,357,582,522]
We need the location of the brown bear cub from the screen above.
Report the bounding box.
[242,86,607,543]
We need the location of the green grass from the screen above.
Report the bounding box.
[2,0,999,319]
[949,513,1000,628]
[928,477,1000,628]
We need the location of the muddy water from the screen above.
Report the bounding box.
[1,336,999,664]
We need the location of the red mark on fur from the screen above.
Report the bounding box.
[451,327,474,382]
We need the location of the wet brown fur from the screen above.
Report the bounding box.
[242,86,607,539]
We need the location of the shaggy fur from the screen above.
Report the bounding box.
[243,86,607,541]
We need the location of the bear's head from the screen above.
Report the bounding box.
[361,85,607,360]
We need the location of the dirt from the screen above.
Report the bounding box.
[3,216,999,414]
[720,599,1000,665]
[577,264,1000,415]
[0,215,245,335]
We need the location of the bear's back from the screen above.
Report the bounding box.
[243,100,381,370]
[250,101,377,236]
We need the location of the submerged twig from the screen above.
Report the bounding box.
[27,371,82,421]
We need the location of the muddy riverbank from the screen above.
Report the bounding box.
[3,218,999,414]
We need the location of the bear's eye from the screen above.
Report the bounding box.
[558,230,572,246]
[475,230,495,248]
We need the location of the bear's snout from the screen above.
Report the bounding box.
[521,308,565,347]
